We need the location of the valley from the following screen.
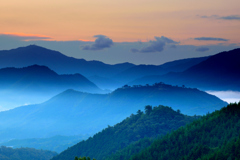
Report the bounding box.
[0,46,239,160]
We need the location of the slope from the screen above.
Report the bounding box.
[130,48,240,91]
[51,105,199,160]
[0,65,101,110]
[111,56,208,86]
[0,135,89,153]
[129,102,240,160]
[160,56,209,72]
[0,146,57,160]
[0,45,135,77]
[0,83,227,141]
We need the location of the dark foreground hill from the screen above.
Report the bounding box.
[123,102,240,160]
[0,65,101,110]
[0,45,135,77]
[130,48,240,91]
[0,146,57,160]
[0,83,227,141]
[51,105,199,160]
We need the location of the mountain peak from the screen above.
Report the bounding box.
[0,45,135,77]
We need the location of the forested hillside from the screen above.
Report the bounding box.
[0,146,57,160]
[51,105,199,160]
[127,102,240,160]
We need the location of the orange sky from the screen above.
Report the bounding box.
[0,0,240,43]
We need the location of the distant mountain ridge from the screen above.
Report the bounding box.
[112,56,209,85]
[130,48,240,91]
[0,83,227,141]
[0,65,102,110]
[0,45,135,77]
[0,45,210,90]
[0,146,57,160]
[0,135,89,153]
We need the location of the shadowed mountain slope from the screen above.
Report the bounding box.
[130,48,240,91]
[160,56,209,72]
[111,56,209,86]
[0,65,101,110]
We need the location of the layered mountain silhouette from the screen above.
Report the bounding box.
[0,45,209,90]
[0,45,135,77]
[0,65,101,109]
[0,83,227,141]
[0,64,100,92]
[130,48,240,91]
[89,57,208,90]
[112,56,209,85]
[0,146,57,160]
[0,134,89,153]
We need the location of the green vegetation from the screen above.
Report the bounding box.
[201,135,240,159]
[74,156,96,160]
[127,102,240,160]
[0,146,57,160]
[52,105,198,160]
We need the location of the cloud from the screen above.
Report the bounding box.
[0,32,51,41]
[199,15,240,21]
[195,47,210,52]
[131,36,179,53]
[220,15,240,20]
[194,37,228,41]
[82,35,113,50]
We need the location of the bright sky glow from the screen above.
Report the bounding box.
[1,0,239,43]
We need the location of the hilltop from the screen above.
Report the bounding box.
[51,105,199,160]
[0,83,227,142]
[0,65,101,110]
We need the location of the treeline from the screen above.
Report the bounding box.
[74,157,96,160]
[127,102,240,160]
[121,82,189,90]
[52,105,198,160]
[0,146,57,160]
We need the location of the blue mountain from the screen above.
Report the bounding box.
[130,48,240,91]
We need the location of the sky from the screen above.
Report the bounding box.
[0,0,240,65]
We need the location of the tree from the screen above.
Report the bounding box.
[74,156,94,160]
[145,105,152,115]
[177,109,181,114]
[137,110,143,115]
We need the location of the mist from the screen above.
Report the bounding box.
[206,91,240,104]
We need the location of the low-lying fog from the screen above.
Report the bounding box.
[206,91,240,104]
